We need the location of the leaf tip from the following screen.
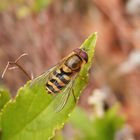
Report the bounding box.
[89,32,98,37]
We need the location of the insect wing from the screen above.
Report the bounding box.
[30,56,69,87]
[30,66,57,87]
[30,54,73,87]
[54,78,76,112]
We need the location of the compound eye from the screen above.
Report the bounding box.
[73,48,88,63]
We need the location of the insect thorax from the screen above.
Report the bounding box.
[65,54,83,71]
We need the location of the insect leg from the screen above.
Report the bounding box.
[72,88,76,103]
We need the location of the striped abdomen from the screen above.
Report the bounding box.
[46,65,73,94]
[46,53,86,94]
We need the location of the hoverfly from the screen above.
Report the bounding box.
[31,48,88,111]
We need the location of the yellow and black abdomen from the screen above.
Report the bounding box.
[46,53,85,94]
[46,65,73,94]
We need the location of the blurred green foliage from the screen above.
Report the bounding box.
[69,106,125,140]
[0,0,53,17]
[0,86,11,135]
[0,87,11,112]
[32,0,53,12]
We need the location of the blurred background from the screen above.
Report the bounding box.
[0,0,140,139]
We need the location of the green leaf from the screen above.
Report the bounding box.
[53,130,64,140]
[0,87,11,139]
[1,33,97,140]
[0,87,11,112]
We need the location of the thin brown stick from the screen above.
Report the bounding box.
[1,53,31,80]
[14,62,31,80]
[2,62,10,78]
[8,66,18,70]
[15,53,28,63]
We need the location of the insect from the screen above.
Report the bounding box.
[32,48,88,111]
[2,48,88,111]
[46,48,88,94]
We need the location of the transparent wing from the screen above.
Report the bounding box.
[30,56,69,87]
[54,78,76,112]
[30,65,58,87]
